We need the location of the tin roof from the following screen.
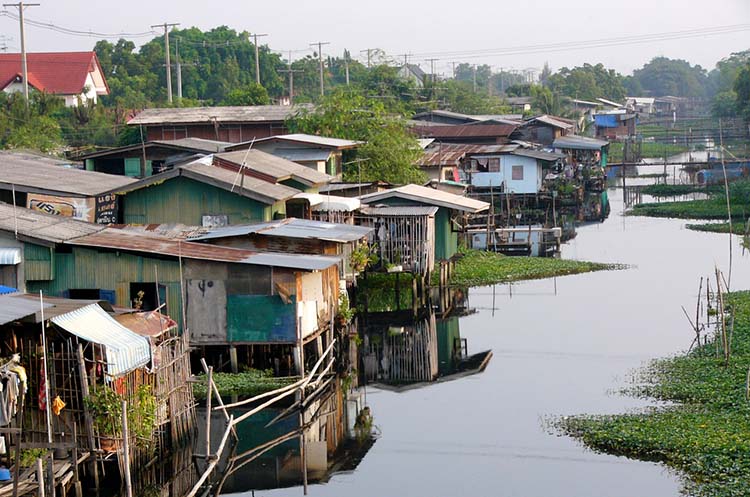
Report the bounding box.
[229,133,362,150]
[128,104,312,126]
[0,248,21,265]
[70,228,340,271]
[358,205,439,217]
[76,137,232,160]
[360,184,489,213]
[271,148,332,162]
[292,192,361,212]
[418,144,491,167]
[113,161,301,204]
[0,202,105,244]
[192,217,372,243]
[0,150,135,196]
[523,115,576,130]
[114,311,178,338]
[553,135,609,151]
[214,149,332,187]
[0,294,54,325]
[411,123,518,140]
[52,303,151,377]
[108,223,210,241]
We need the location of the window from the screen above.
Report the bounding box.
[488,158,500,172]
[512,165,524,181]
[130,283,167,312]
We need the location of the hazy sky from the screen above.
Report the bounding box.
[1,0,748,77]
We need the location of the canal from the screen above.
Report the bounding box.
[227,185,750,497]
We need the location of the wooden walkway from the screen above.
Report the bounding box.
[0,452,89,497]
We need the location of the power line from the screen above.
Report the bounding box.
[0,10,158,38]
[310,41,329,96]
[3,2,39,105]
[151,22,180,103]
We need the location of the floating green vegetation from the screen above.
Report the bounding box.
[686,222,745,234]
[559,291,750,497]
[609,142,688,162]
[640,184,708,197]
[356,272,415,312]
[443,249,617,287]
[193,369,296,399]
[631,179,750,221]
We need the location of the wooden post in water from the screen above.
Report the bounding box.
[121,401,133,497]
[206,366,213,460]
[36,458,45,497]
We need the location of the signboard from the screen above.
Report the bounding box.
[27,193,119,224]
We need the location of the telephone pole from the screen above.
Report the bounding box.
[472,64,477,92]
[360,48,375,68]
[251,33,267,85]
[279,51,302,104]
[310,41,329,97]
[151,22,180,103]
[3,2,39,106]
[426,58,439,84]
[343,50,350,86]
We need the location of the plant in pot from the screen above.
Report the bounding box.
[335,292,356,328]
[85,386,122,452]
[350,242,378,275]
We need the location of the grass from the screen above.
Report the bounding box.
[630,179,750,221]
[356,272,415,312]
[559,291,750,497]
[442,249,617,287]
[193,369,296,399]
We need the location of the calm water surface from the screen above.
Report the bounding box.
[248,187,750,497]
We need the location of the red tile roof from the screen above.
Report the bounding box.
[0,51,108,95]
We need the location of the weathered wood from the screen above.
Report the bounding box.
[121,401,132,497]
[76,344,99,492]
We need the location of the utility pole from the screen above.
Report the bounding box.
[279,51,303,104]
[251,33,267,85]
[3,2,39,106]
[360,48,374,68]
[175,36,182,100]
[344,49,350,86]
[450,61,457,79]
[151,22,180,103]
[472,64,477,92]
[310,41,329,97]
[427,58,438,85]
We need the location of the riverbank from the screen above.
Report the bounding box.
[685,221,746,234]
[445,249,616,287]
[559,290,750,497]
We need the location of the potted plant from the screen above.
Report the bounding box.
[335,292,356,327]
[350,242,379,275]
[85,386,122,452]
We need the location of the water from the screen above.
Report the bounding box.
[234,187,750,497]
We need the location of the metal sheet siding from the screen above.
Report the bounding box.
[226,295,297,343]
[23,243,53,281]
[122,176,269,226]
[51,303,151,377]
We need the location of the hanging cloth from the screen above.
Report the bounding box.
[51,396,65,416]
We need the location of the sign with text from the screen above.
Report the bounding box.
[28,193,119,224]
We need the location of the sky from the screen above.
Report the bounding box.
[0,0,748,78]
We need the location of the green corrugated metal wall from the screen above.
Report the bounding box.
[121,176,281,225]
[226,295,296,343]
[436,316,460,376]
[25,245,184,329]
[24,244,53,281]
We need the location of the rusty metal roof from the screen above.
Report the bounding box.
[192,218,372,243]
[411,123,517,139]
[0,150,136,196]
[71,228,340,271]
[128,104,312,125]
[214,149,332,187]
[115,311,178,338]
[228,133,362,151]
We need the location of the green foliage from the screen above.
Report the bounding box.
[85,384,157,448]
[631,179,750,220]
[686,222,744,234]
[286,89,425,184]
[547,63,626,101]
[559,291,750,496]
[733,63,750,122]
[350,241,379,274]
[631,57,708,97]
[192,369,295,399]
[20,449,47,468]
[640,184,707,197]
[337,292,356,324]
[440,249,616,287]
[356,273,415,312]
[221,82,271,106]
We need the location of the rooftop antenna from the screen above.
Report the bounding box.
[230,137,257,192]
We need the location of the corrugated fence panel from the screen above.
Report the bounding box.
[23,243,53,281]
[226,295,296,343]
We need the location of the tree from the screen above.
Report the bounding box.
[286,89,425,184]
[734,63,750,121]
[547,63,626,101]
[221,83,270,106]
[631,57,708,97]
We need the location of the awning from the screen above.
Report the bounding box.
[51,304,151,377]
[0,248,21,265]
[293,192,361,212]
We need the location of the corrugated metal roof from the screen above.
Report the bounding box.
[411,123,518,139]
[112,162,301,204]
[231,133,362,150]
[128,104,313,125]
[192,218,372,243]
[360,184,489,213]
[51,303,151,377]
[214,149,331,187]
[0,202,105,244]
[293,192,361,212]
[108,223,210,241]
[358,205,439,217]
[114,311,177,338]
[70,228,340,271]
[76,138,231,160]
[553,135,609,151]
[0,248,21,265]
[271,148,332,162]
[524,115,576,130]
[0,294,53,325]
[0,151,135,196]
[511,149,564,162]
[418,144,516,167]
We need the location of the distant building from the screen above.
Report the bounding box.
[592,110,637,140]
[0,51,109,106]
[511,115,576,146]
[398,64,427,87]
[128,104,312,142]
[462,145,563,194]
[625,97,655,115]
[505,96,532,113]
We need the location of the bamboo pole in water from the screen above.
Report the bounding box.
[121,401,133,497]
